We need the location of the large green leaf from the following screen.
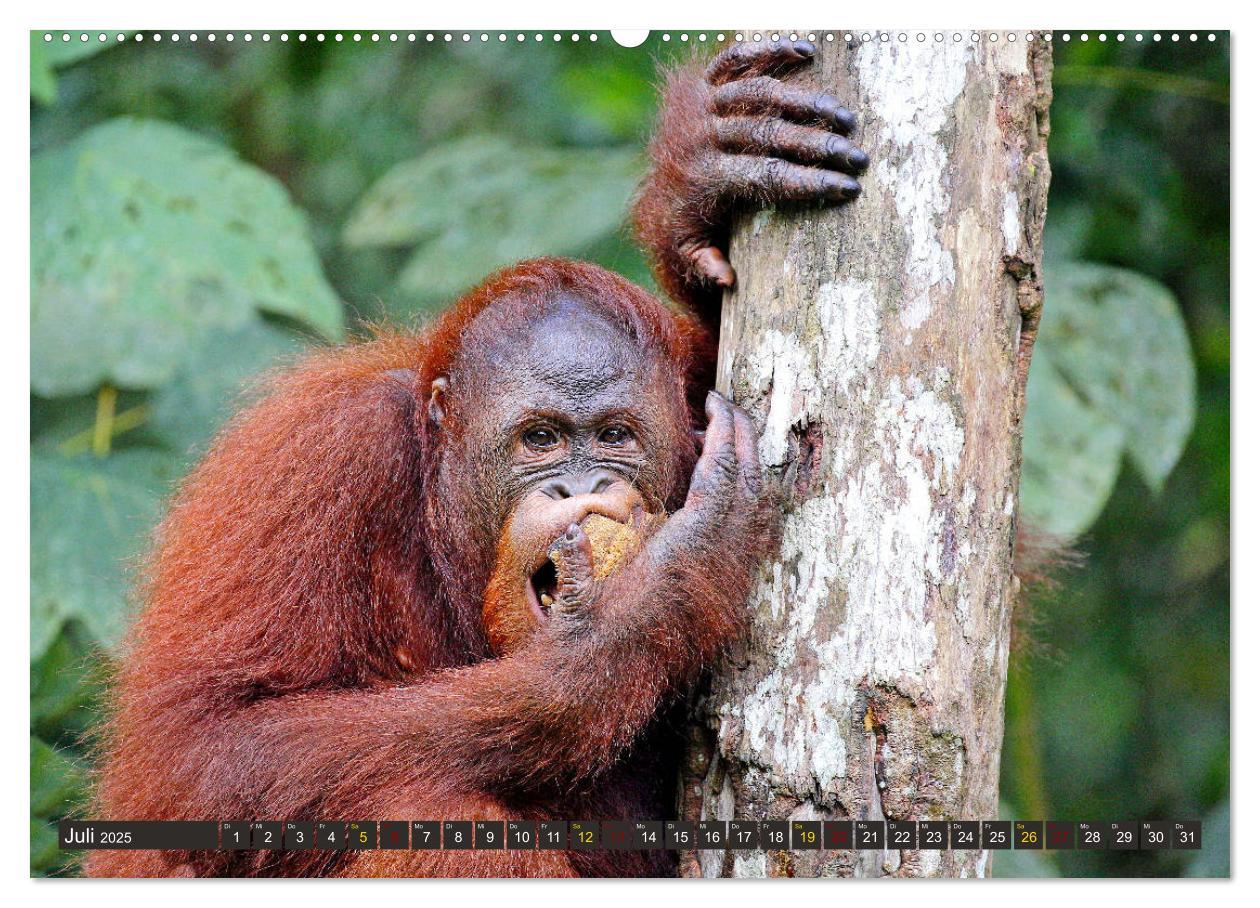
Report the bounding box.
[30,448,179,658]
[30,32,123,105]
[151,318,311,460]
[30,736,88,875]
[30,624,103,742]
[343,135,640,300]
[31,736,86,818]
[31,118,343,396]
[1021,261,1196,536]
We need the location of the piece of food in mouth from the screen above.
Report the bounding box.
[534,512,664,610]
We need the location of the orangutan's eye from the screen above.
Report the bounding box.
[598,425,633,446]
[523,427,560,450]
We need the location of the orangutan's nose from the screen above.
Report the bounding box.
[541,469,618,500]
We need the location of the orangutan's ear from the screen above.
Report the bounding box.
[428,376,449,426]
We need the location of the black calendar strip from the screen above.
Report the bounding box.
[60,819,1202,852]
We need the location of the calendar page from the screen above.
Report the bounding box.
[27,18,1230,883]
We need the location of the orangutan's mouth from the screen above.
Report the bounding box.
[528,559,559,616]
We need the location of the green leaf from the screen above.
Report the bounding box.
[31,624,103,741]
[31,736,88,875]
[30,32,123,105]
[151,318,311,460]
[1020,353,1126,536]
[31,118,343,396]
[29,38,58,106]
[1186,800,1229,877]
[344,135,640,300]
[1020,261,1196,536]
[30,447,180,658]
[30,736,86,818]
[30,818,62,875]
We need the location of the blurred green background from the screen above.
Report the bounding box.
[29,31,1229,877]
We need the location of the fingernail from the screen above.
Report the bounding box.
[794,40,816,56]
[848,148,870,172]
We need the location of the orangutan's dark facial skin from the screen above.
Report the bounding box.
[445,297,692,652]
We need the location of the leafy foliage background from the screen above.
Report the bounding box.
[29,32,1228,877]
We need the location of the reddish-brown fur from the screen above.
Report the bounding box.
[632,61,728,322]
[87,259,772,878]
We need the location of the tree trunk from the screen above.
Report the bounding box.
[679,33,1051,878]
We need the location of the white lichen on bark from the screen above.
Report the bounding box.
[682,34,1052,878]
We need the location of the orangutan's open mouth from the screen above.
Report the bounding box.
[529,559,559,615]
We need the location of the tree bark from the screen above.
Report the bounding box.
[679,34,1052,878]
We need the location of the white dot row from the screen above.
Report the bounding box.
[41,31,1221,45]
